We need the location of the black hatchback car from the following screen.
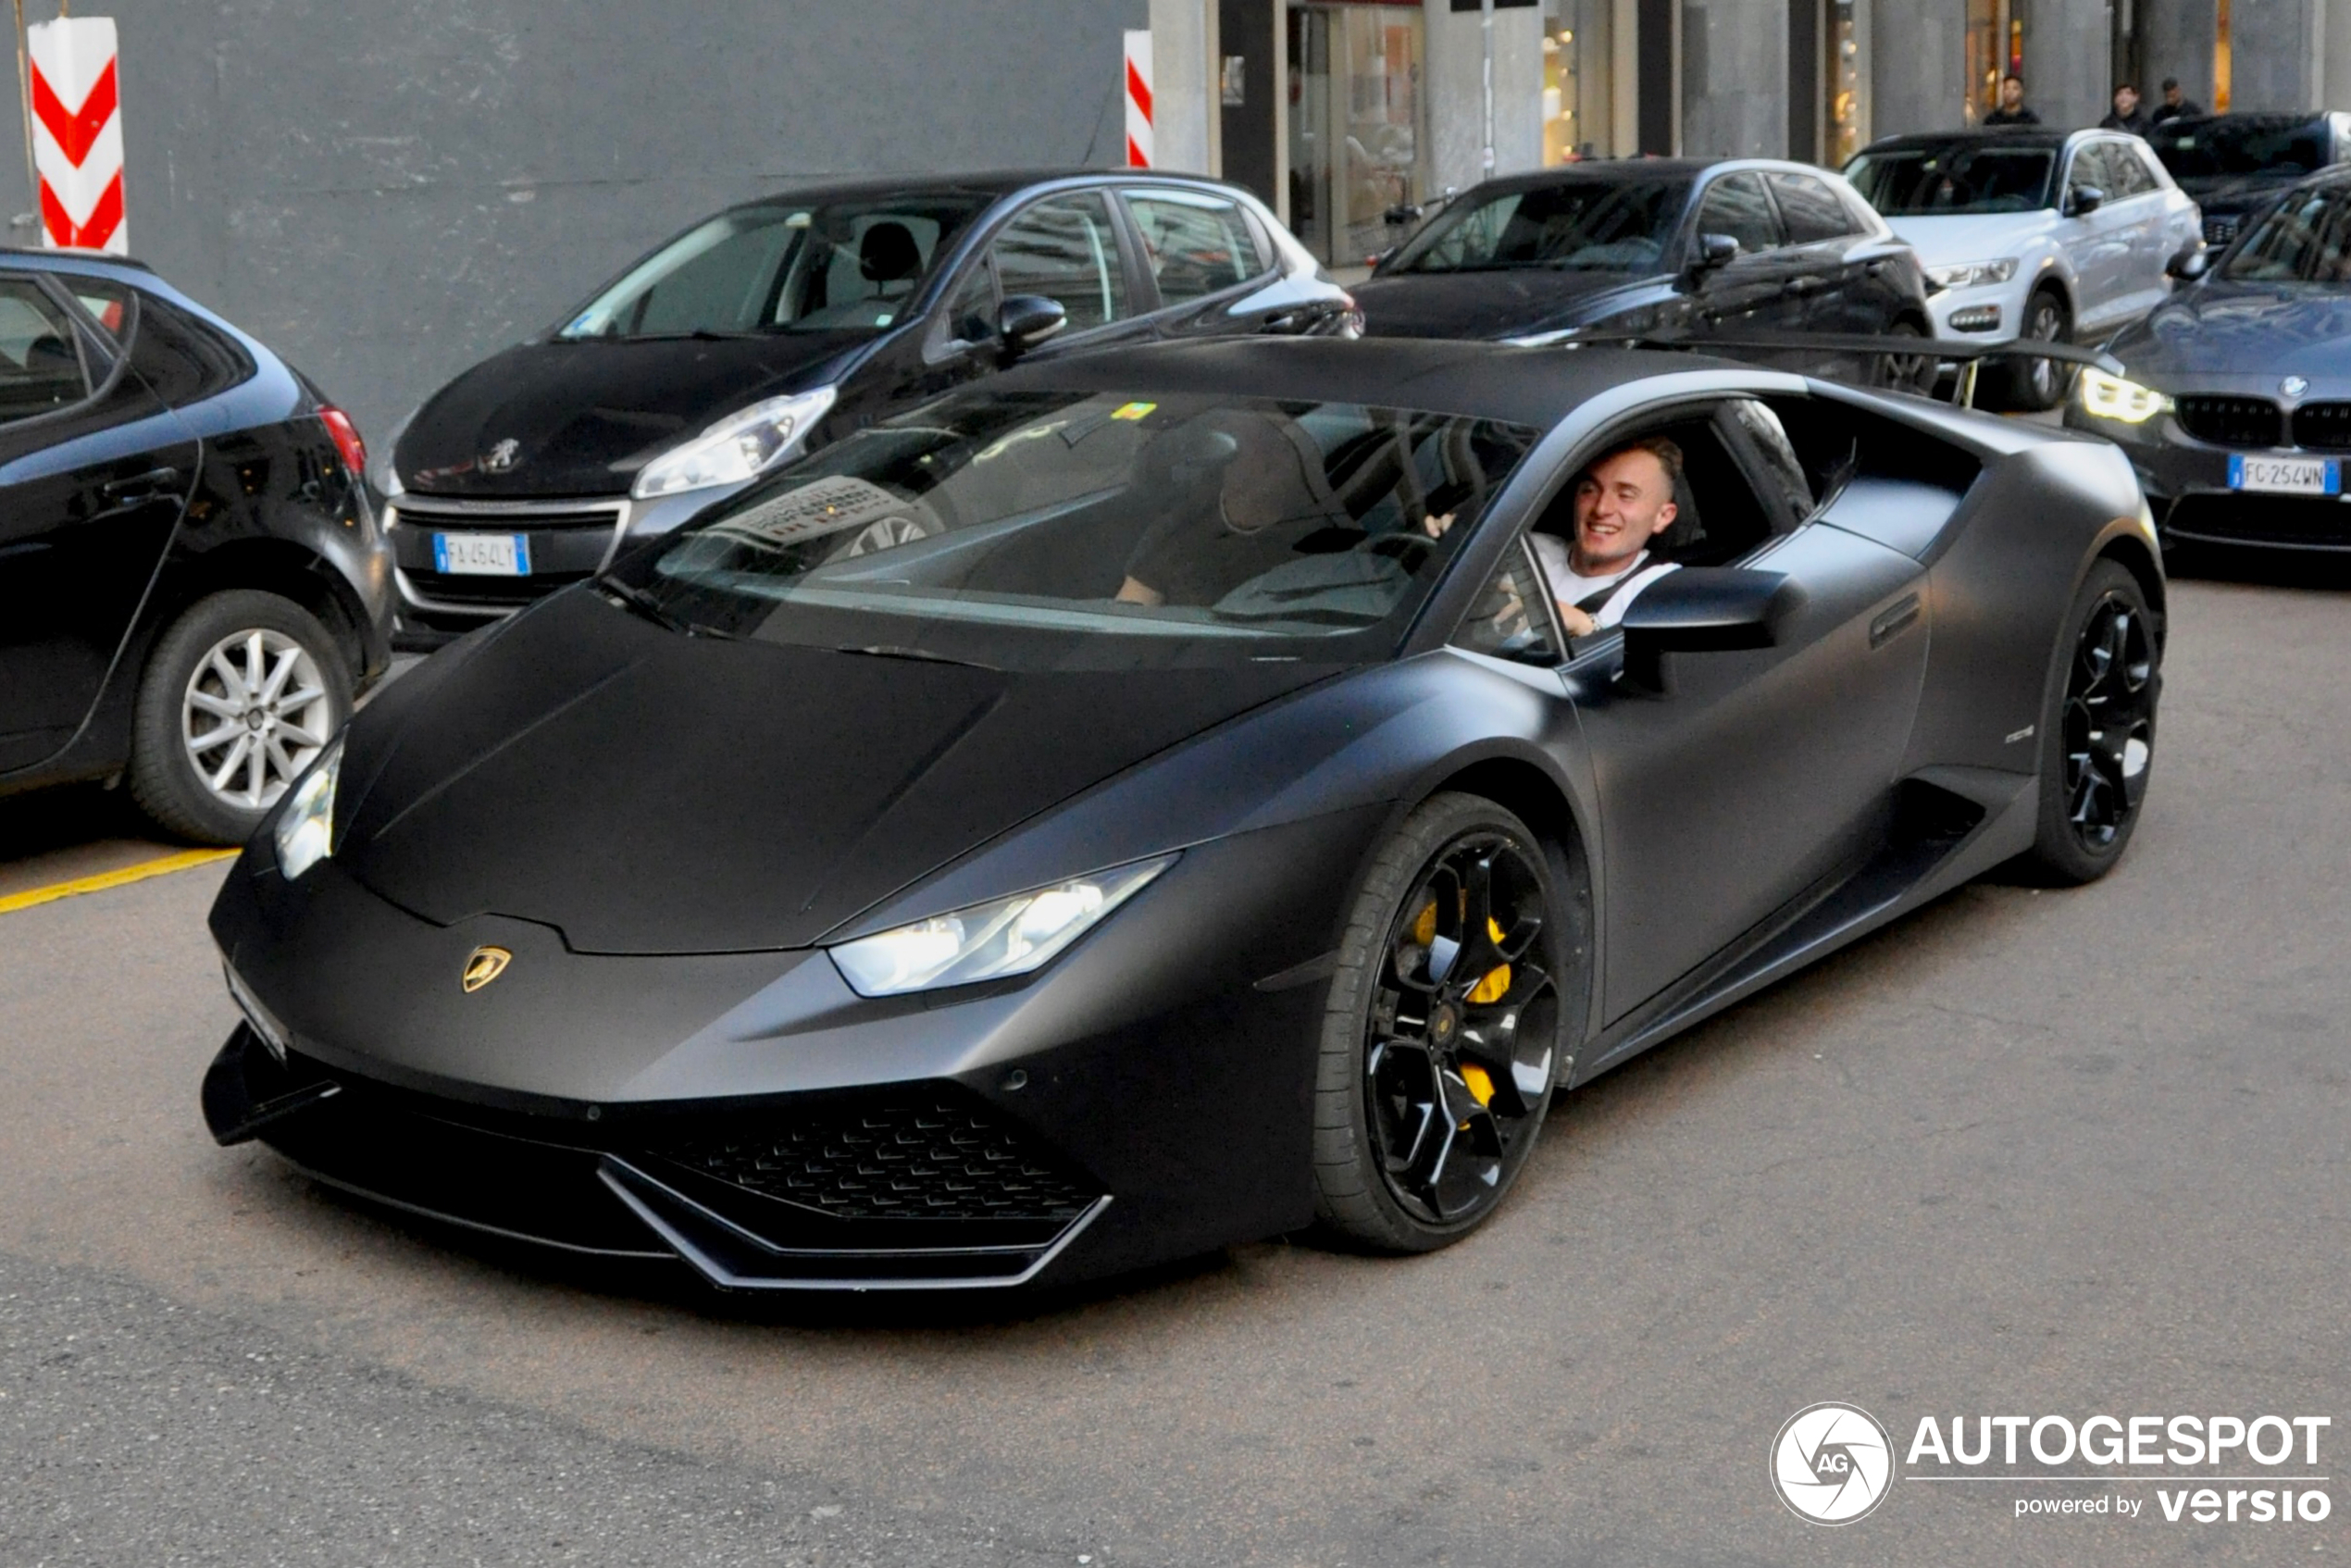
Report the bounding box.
[379,170,1358,645]
[2146,112,2351,248]
[0,250,391,843]
[1350,158,1934,381]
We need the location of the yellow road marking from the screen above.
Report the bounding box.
[0,848,239,915]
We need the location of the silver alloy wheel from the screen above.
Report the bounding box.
[2025,296,2065,404]
[180,628,332,812]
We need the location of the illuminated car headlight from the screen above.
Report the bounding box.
[630,385,839,501]
[1928,258,2019,290]
[273,736,343,881]
[2078,367,2172,425]
[828,854,1178,998]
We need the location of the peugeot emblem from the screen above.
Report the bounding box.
[482,438,522,473]
[461,945,513,993]
[2282,376,2310,399]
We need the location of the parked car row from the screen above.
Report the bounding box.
[5,111,2344,846]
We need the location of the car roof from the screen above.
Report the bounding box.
[986,336,1743,429]
[2158,110,2336,131]
[1448,156,1852,196]
[1860,127,2076,153]
[718,168,1256,217]
[0,245,155,274]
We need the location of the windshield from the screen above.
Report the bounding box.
[603,390,1540,670]
[1386,179,1690,274]
[557,194,992,340]
[2220,187,2351,282]
[2149,121,2332,185]
[1845,145,2057,214]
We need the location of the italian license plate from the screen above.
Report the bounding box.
[432,531,531,576]
[2228,454,2340,496]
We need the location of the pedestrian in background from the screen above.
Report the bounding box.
[1984,75,2040,126]
[2150,78,2204,123]
[2101,83,2151,135]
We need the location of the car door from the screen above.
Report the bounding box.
[1680,172,1810,355]
[2063,141,2139,333]
[0,274,200,775]
[1550,399,1931,1026]
[2104,139,2181,317]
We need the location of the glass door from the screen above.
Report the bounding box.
[1963,0,2026,124]
[1542,1,1618,164]
[1287,3,1429,267]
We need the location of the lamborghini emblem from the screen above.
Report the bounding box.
[461,945,513,993]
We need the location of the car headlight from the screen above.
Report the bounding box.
[273,736,343,881]
[1928,258,2020,290]
[2078,366,2171,424]
[630,386,839,501]
[828,854,1178,998]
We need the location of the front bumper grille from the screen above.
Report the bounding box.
[2290,401,2351,452]
[204,1027,1108,1289]
[2174,395,2283,448]
[659,1099,1097,1224]
[2204,214,2241,245]
[388,496,628,619]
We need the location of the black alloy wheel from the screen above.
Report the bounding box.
[2028,560,2159,882]
[1312,793,1572,1251]
[1872,319,1937,395]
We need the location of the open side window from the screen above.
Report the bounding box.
[1759,392,1984,558]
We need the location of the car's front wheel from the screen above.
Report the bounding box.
[2025,560,2159,883]
[2000,288,2072,412]
[1312,793,1573,1251]
[128,590,353,845]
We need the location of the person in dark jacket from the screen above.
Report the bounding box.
[2150,78,2204,124]
[2101,83,2151,135]
[1984,75,2040,126]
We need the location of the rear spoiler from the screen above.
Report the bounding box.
[1519,328,2126,410]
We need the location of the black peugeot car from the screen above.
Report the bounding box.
[2146,112,2351,248]
[377,170,1358,646]
[1350,158,1934,384]
[0,249,391,844]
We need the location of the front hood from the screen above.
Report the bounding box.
[2112,283,2351,379]
[1882,211,2057,266]
[395,334,870,499]
[1353,268,1646,340]
[332,591,1335,954]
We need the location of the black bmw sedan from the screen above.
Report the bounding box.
[0,249,391,843]
[2068,167,2351,554]
[1350,158,1933,381]
[379,170,1356,646]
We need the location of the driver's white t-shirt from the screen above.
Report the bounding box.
[1527,535,1680,629]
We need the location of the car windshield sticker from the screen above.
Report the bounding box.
[704,475,930,553]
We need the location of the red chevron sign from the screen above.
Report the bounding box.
[26,18,128,255]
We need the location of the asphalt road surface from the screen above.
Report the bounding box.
[1,563,2344,1567]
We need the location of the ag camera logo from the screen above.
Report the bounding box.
[1773,1402,1897,1524]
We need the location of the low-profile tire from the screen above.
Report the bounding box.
[1999,288,2072,412]
[128,589,353,845]
[2024,560,2160,884]
[1311,792,1573,1252]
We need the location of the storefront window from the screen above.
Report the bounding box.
[2214,0,2233,112]
[1541,2,1616,165]
[1287,3,1430,266]
[1962,0,2026,125]
[1824,0,1866,165]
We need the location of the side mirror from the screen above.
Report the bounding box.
[1618,568,1802,692]
[1382,202,1423,227]
[2065,183,2107,217]
[995,294,1067,359]
[1683,232,1740,284]
[2166,244,2211,280]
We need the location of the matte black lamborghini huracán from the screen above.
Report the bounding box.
[205,337,2163,1293]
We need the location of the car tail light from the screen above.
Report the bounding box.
[317,405,367,477]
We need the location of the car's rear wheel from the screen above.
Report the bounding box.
[2025,560,2159,883]
[1312,793,1570,1251]
[2000,288,2072,412]
[1872,318,1937,394]
[129,590,353,845]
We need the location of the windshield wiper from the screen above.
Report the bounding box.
[841,642,1000,671]
[597,578,728,638]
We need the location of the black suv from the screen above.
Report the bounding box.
[377,170,1358,646]
[2148,112,2351,247]
[0,250,391,843]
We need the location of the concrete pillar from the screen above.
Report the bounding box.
[1149,0,1220,174]
[1424,3,1547,193]
[1870,2,1966,136]
[2022,0,2112,130]
[1678,0,1790,156]
[2139,0,2218,109]
[2326,0,2351,110]
[2224,0,2320,108]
